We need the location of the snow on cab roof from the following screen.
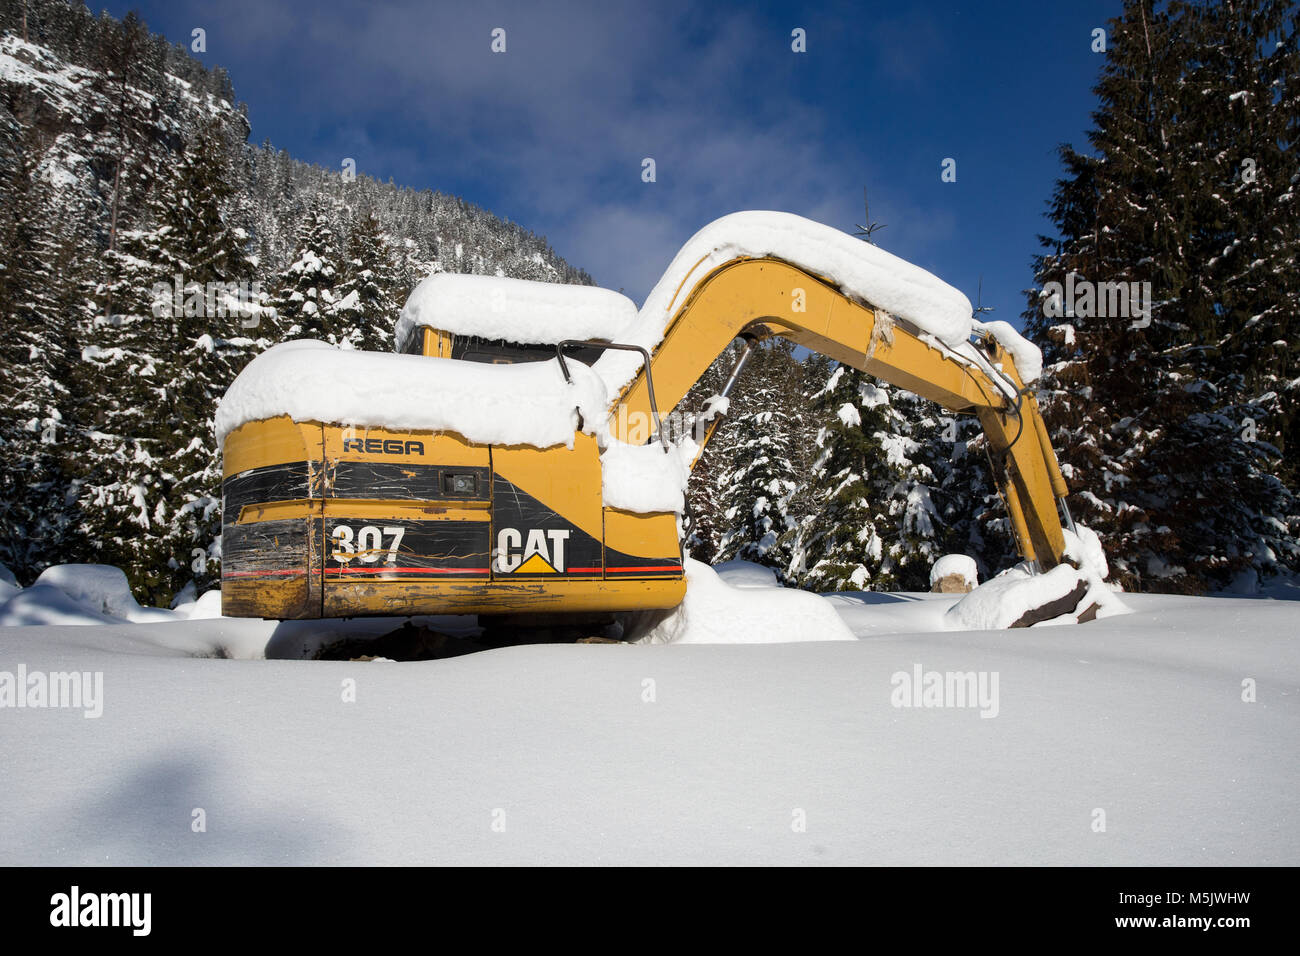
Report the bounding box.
[394,273,639,353]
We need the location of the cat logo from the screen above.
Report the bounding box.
[495,528,570,573]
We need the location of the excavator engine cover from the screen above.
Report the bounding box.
[221,416,685,619]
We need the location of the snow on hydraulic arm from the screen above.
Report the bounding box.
[217,212,1095,627]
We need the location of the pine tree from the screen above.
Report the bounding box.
[922,410,1015,579]
[776,352,834,552]
[167,123,265,596]
[333,211,400,351]
[270,199,342,342]
[1176,0,1299,490]
[0,2,599,598]
[180,119,253,288]
[715,342,802,576]
[77,160,188,602]
[676,346,735,563]
[789,365,923,591]
[1024,0,1300,592]
[875,388,948,589]
[0,125,82,579]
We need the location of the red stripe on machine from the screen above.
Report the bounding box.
[329,566,490,575]
[223,569,305,578]
[230,566,678,577]
[606,565,682,573]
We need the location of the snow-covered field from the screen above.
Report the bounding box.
[1,563,1296,865]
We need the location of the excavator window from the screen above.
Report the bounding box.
[449,335,605,366]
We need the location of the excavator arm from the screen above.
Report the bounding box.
[609,257,1073,569]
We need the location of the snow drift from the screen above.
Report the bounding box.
[639,559,856,645]
[31,564,175,623]
[944,525,1129,630]
[3,589,1297,865]
[0,564,221,627]
[713,559,782,589]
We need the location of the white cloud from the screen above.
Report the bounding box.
[219,0,959,298]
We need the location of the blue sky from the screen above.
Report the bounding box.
[101,0,1119,323]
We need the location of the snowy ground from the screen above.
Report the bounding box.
[1,567,1296,865]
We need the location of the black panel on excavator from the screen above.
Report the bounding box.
[222,461,313,527]
[450,335,604,366]
[489,474,603,577]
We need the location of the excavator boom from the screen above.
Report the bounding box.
[612,257,1071,568]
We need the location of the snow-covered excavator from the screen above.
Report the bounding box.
[217,212,1095,629]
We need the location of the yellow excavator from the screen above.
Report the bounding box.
[219,214,1079,628]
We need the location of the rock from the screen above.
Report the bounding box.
[933,573,974,594]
